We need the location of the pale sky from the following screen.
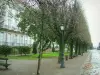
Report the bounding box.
[80,0,100,47]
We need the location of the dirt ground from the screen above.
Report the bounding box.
[0,53,88,75]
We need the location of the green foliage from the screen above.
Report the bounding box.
[16,46,31,55]
[0,45,12,57]
[18,0,92,46]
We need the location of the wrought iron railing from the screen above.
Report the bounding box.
[0,41,32,47]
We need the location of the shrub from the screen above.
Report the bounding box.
[11,47,19,55]
[16,46,31,55]
[0,45,12,57]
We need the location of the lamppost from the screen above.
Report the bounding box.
[60,25,65,68]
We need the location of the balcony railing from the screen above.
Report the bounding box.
[1,25,21,32]
[0,41,32,47]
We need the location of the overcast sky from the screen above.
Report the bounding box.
[79,0,100,47]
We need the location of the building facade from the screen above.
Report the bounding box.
[0,1,33,46]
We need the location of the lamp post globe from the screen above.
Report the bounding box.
[60,25,64,31]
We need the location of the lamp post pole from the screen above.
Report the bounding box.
[60,25,65,68]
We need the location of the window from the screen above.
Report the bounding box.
[7,33,11,42]
[8,18,11,26]
[0,32,4,42]
[20,35,23,44]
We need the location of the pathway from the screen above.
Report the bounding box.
[0,52,88,75]
[81,50,100,75]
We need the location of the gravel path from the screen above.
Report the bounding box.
[0,53,88,75]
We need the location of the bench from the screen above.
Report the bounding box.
[0,58,11,69]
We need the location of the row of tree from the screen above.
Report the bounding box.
[17,0,92,68]
[0,0,92,75]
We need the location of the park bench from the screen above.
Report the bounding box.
[0,58,11,69]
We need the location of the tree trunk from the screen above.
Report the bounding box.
[52,42,55,52]
[82,44,85,53]
[32,41,38,54]
[80,44,83,56]
[78,43,81,55]
[69,39,74,59]
[75,40,78,56]
[85,45,88,52]
[58,39,62,63]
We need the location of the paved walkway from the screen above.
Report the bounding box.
[0,52,88,75]
[81,50,100,75]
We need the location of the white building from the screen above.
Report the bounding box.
[0,1,33,46]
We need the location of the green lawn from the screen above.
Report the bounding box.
[5,52,69,60]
